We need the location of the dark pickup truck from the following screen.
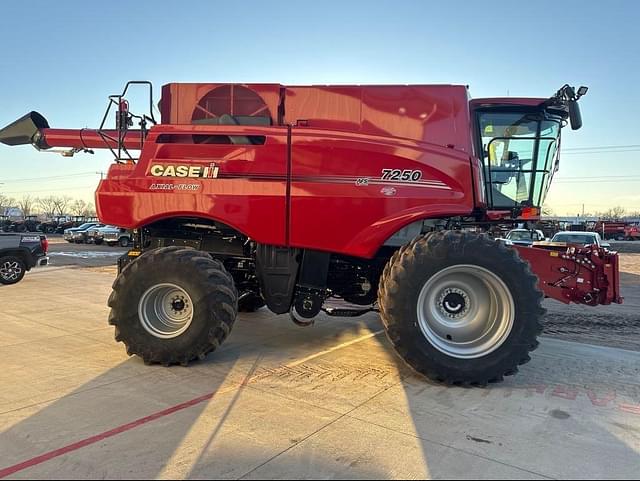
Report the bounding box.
[0,234,49,285]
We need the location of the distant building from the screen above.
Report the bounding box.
[542,216,598,224]
[2,207,22,219]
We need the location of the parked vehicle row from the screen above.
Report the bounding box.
[497,229,612,249]
[63,223,131,247]
[0,216,99,234]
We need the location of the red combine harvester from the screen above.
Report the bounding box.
[0,82,622,385]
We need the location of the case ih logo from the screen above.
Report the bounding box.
[149,163,219,179]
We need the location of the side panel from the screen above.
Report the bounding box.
[284,85,472,151]
[289,129,474,258]
[161,83,283,125]
[97,125,289,246]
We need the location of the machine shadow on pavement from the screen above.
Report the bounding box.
[0,269,639,479]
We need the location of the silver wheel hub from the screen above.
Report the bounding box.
[0,261,22,281]
[417,265,515,359]
[139,283,194,339]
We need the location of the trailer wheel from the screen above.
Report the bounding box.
[238,292,265,312]
[108,247,238,366]
[0,256,27,285]
[378,231,544,386]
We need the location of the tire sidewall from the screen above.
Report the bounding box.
[0,256,27,285]
[114,253,232,358]
[382,234,541,381]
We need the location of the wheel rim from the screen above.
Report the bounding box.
[139,283,194,339]
[0,261,23,282]
[417,264,515,359]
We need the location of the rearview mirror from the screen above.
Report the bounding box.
[569,100,582,130]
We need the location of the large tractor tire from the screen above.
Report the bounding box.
[108,247,238,366]
[378,231,544,386]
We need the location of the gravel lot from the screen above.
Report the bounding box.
[47,236,128,268]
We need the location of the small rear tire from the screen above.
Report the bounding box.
[108,247,238,365]
[0,256,27,285]
[378,231,544,386]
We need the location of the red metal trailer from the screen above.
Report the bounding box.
[593,221,628,240]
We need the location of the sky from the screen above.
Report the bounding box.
[0,0,638,216]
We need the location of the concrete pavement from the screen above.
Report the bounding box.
[0,267,638,479]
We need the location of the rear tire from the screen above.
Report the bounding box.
[0,256,27,285]
[378,231,544,386]
[108,247,238,366]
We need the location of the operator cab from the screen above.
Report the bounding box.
[472,85,587,214]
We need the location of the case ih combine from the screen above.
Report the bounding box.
[0,81,623,385]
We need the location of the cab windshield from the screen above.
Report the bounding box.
[477,111,561,209]
[508,230,537,241]
[552,233,598,245]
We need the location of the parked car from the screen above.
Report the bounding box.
[624,224,639,241]
[94,226,132,247]
[86,224,111,244]
[503,229,546,246]
[0,233,49,285]
[63,222,101,243]
[551,231,611,249]
[56,216,91,234]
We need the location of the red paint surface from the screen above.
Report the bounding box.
[42,84,479,258]
[0,392,216,479]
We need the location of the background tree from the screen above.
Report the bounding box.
[70,199,88,217]
[17,195,35,217]
[0,193,16,216]
[597,206,627,220]
[84,203,97,217]
[38,196,58,217]
[52,196,72,216]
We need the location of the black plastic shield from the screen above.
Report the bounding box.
[0,111,50,148]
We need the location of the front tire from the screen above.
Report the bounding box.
[108,247,238,365]
[378,231,544,386]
